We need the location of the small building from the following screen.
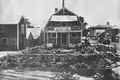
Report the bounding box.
[0,16,26,51]
[44,0,83,48]
[88,22,116,43]
[88,22,112,38]
[27,32,35,48]
[26,27,41,48]
[99,26,119,45]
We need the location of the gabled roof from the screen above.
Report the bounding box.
[49,7,78,22]
[53,7,77,16]
[45,7,81,28]
[28,32,34,39]
[26,28,41,39]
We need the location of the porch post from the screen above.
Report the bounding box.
[47,32,48,44]
[60,33,62,46]
[44,32,45,45]
[81,30,82,44]
[17,24,19,50]
[68,32,70,46]
[56,32,57,45]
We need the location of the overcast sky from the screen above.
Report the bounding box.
[0,0,120,28]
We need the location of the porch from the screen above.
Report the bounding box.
[44,31,82,48]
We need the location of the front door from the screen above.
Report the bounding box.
[57,33,61,47]
[61,33,67,45]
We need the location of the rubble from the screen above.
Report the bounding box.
[0,44,119,80]
[0,45,119,70]
[52,72,103,80]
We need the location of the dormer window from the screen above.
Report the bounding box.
[21,24,24,34]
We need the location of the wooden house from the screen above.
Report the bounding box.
[44,0,83,48]
[88,22,116,42]
[98,26,119,44]
[0,16,26,51]
[88,22,112,37]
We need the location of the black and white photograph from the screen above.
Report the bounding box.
[0,0,120,80]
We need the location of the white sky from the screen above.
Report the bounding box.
[0,0,120,28]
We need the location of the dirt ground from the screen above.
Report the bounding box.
[0,69,57,80]
[0,67,114,80]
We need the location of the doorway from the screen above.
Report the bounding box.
[61,33,67,46]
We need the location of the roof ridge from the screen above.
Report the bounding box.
[53,7,77,16]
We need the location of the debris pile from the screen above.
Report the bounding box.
[21,46,55,54]
[0,45,118,70]
[52,72,104,80]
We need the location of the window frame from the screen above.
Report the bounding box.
[51,33,56,38]
[71,32,78,38]
[21,24,24,34]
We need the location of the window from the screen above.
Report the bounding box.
[71,33,78,38]
[21,24,24,34]
[1,38,8,44]
[51,33,56,38]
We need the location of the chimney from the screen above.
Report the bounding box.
[55,8,58,12]
[107,22,110,25]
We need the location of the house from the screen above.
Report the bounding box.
[99,26,119,45]
[88,22,112,37]
[88,22,116,43]
[44,0,83,48]
[0,16,26,51]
